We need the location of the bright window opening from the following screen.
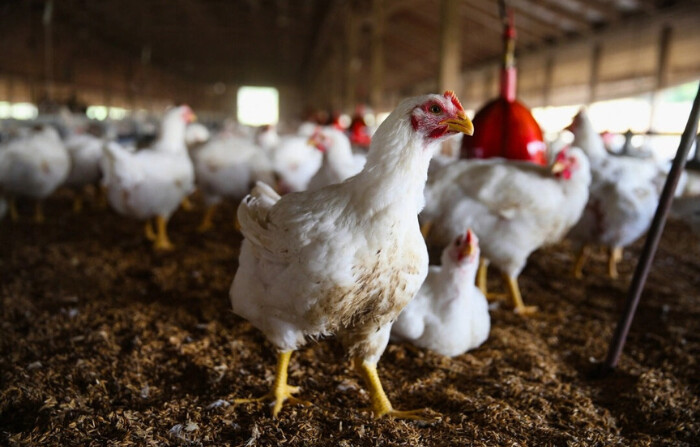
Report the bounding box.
[86,106,109,121]
[0,102,11,119]
[10,103,38,120]
[237,86,279,126]
[109,107,128,120]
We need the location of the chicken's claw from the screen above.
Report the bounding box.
[366,406,440,422]
[234,383,310,417]
[233,351,310,418]
[514,305,539,316]
[355,358,438,422]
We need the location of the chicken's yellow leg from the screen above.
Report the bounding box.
[9,197,19,221]
[73,194,84,213]
[180,196,194,211]
[502,273,537,315]
[144,218,156,241]
[354,358,436,420]
[573,244,590,279]
[608,246,622,279]
[197,204,217,233]
[153,215,174,251]
[233,350,310,417]
[481,260,506,301]
[478,258,489,296]
[420,220,433,239]
[34,201,45,224]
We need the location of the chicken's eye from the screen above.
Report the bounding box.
[429,104,443,114]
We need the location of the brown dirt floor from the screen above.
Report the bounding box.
[1,191,699,446]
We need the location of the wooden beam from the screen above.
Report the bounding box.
[386,12,441,61]
[581,0,621,21]
[531,0,591,31]
[508,0,573,37]
[370,0,385,111]
[588,42,602,104]
[542,52,555,107]
[385,0,424,17]
[655,25,673,91]
[649,25,673,130]
[460,0,550,43]
[438,0,461,94]
[304,1,344,91]
[344,5,359,112]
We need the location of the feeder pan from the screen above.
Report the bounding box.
[461,9,547,165]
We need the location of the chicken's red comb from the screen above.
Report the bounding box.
[465,228,474,244]
[443,90,464,112]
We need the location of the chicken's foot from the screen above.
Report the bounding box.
[608,246,622,279]
[73,194,84,213]
[153,215,174,251]
[144,219,156,241]
[197,204,217,233]
[180,196,194,211]
[34,201,44,224]
[573,244,590,279]
[503,274,537,315]
[478,258,489,295]
[354,358,438,421]
[420,220,433,239]
[233,350,310,417]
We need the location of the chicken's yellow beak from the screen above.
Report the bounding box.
[440,111,474,136]
[457,228,477,260]
[459,242,475,259]
[551,160,566,174]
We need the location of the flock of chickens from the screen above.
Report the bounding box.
[0,91,676,420]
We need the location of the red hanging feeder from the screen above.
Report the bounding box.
[461,5,547,165]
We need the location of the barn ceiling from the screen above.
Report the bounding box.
[0,0,696,111]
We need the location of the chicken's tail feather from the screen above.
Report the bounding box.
[237,181,281,248]
[101,141,138,188]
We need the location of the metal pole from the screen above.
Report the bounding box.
[602,82,700,373]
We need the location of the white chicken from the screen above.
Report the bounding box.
[230,91,474,419]
[64,130,107,212]
[567,108,667,278]
[192,133,274,232]
[421,147,591,314]
[297,121,319,138]
[255,124,280,153]
[391,229,490,357]
[0,125,70,222]
[101,105,196,250]
[185,122,210,149]
[270,134,323,193]
[307,127,366,191]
